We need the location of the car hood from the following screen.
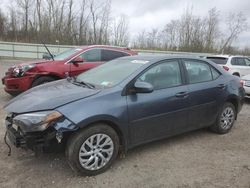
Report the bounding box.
[17,59,52,67]
[4,79,101,114]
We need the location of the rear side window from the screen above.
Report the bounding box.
[101,49,129,61]
[211,67,221,79]
[184,60,213,84]
[80,49,101,62]
[206,57,228,65]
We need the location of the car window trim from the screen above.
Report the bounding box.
[181,58,216,85]
[124,58,185,95]
[210,66,221,80]
[65,48,131,64]
[101,49,130,61]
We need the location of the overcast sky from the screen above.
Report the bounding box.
[111,0,250,47]
[1,0,250,47]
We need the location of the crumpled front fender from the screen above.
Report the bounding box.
[53,117,79,132]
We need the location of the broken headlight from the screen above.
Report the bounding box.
[13,111,62,132]
[12,64,35,77]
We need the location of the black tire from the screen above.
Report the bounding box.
[210,102,236,134]
[66,124,119,176]
[32,76,55,87]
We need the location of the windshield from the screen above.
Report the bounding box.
[76,59,149,88]
[54,48,82,61]
[206,57,228,65]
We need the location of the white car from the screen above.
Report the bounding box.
[206,55,250,77]
[241,74,250,98]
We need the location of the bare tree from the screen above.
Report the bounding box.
[0,9,6,40]
[78,0,89,44]
[221,12,248,53]
[16,0,34,39]
[162,20,180,50]
[204,8,220,52]
[112,15,129,46]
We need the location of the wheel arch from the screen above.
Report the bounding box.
[225,96,239,119]
[76,117,128,153]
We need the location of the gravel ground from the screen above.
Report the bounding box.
[0,59,250,188]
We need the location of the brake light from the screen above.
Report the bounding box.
[223,66,229,71]
[240,80,245,87]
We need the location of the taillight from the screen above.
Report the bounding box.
[240,80,245,87]
[223,66,229,71]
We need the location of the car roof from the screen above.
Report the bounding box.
[206,55,246,58]
[118,54,205,63]
[78,45,131,51]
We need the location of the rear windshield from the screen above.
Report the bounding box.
[206,57,228,65]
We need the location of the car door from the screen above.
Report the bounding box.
[182,59,226,129]
[241,58,250,76]
[127,60,189,146]
[69,49,103,76]
[231,57,250,77]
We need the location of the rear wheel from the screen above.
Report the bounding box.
[66,124,119,176]
[210,102,236,134]
[32,76,55,87]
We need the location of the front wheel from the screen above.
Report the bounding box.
[66,124,119,176]
[210,102,236,134]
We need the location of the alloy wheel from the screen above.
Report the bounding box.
[78,133,114,171]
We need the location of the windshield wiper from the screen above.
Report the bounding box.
[70,77,95,89]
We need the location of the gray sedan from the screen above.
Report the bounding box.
[4,55,245,176]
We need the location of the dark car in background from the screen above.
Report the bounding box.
[2,45,137,95]
[4,55,245,175]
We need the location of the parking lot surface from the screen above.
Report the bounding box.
[0,59,250,188]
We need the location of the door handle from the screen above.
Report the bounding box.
[175,91,189,98]
[217,84,226,89]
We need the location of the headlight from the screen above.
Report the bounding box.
[13,64,35,77]
[13,111,62,132]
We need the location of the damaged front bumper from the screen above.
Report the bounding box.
[5,113,78,153]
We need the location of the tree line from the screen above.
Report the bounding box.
[0,0,129,46]
[132,8,249,54]
[0,0,249,55]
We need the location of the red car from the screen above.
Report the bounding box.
[2,45,137,95]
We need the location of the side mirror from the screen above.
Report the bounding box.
[71,56,84,64]
[133,81,153,93]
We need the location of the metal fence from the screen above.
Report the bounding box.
[0,41,213,59]
[0,41,73,59]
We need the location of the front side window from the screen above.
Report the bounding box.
[101,49,129,61]
[137,61,182,90]
[80,49,101,62]
[184,60,213,84]
[54,48,82,61]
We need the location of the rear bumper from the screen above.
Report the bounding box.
[2,75,35,95]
